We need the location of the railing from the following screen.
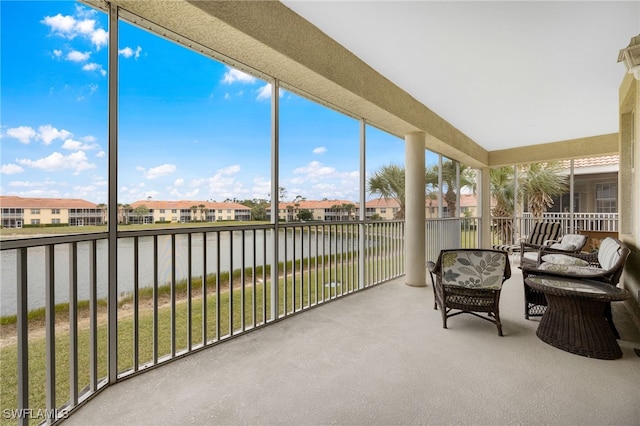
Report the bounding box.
[425,217,480,262]
[491,212,619,246]
[0,220,404,425]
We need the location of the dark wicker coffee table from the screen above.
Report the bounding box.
[525,275,629,359]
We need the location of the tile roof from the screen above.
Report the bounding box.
[0,195,98,209]
[560,155,619,169]
[129,200,250,210]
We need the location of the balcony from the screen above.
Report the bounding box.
[61,266,640,425]
[1,217,638,425]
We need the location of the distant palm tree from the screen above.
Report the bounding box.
[425,160,475,218]
[190,205,198,222]
[198,204,206,221]
[367,164,406,219]
[521,162,568,218]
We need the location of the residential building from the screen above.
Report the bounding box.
[0,196,103,227]
[128,200,251,223]
[276,199,358,222]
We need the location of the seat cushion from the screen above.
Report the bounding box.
[540,254,589,266]
[538,262,602,275]
[549,242,578,251]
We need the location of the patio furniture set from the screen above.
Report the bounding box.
[428,222,631,360]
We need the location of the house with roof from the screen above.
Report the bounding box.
[0,196,103,228]
[128,200,251,223]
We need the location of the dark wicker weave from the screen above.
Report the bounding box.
[521,238,631,338]
[428,249,511,336]
[525,276,629,359]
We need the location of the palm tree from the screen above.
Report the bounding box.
[425,160,475,218]
[490,166,516,242]
[342,203,355,220]
[198,204,206,221]
[521,162,568,218]
[190,205,198,222]
[367,164,406,219]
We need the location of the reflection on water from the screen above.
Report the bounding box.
[1,229,363,316]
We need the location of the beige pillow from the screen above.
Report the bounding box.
[541,254,589,266]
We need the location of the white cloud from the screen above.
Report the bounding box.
[222,68,256,84]
[6,126,36,144]
[61,138,98,151]
[138,164,177,179]
[41,14,76,36]
[119,46,142,59]
[66,50,91,62]
[90,28,108,50]
[42,10,108,50]
[219,165,241,175]
[174,178,185,187]
[96,151,106,158]
[37,124,72,145]
[16,151,95,174]
[1,164,24,174]
[293,161,336,178]
[53,49,62,57]
[74,18,95,35]
[256,84,284,101]
[313,147,327,154]
[82,63,106,76]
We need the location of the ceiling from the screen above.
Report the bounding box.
[281,1,640,152]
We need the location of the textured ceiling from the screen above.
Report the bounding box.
[281,1,640,151]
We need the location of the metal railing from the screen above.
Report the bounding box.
[0,220,405,425]
[491,212,619,246]
[425,217,480,262]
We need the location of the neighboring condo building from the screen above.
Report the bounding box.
[0,195,103,228]
[127,200,251,224]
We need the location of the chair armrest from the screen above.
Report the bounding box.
[521,242,545,252]
[427,261,437,273]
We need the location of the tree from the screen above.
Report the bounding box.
[342,203,355,220]
[251,204,267,221]
[297,209,313,221]
[198,204,206,221]
[190,205,198,222]
[133,205,149,224]
[97,203,107,224]
[425,161,475,218]
[367,164,406,218]
[521,162,568,218]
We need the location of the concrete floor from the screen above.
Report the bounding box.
[63,267,640,426]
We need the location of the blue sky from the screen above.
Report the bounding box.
[1,1,425,205]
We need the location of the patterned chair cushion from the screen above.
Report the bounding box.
[441,251,506,290]
[540,254,589,266]
[538,262,602,275]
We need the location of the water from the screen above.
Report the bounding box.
[0,229,361,316]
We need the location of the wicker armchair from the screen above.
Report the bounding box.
[428,249,511,336]
[521,237,631,337]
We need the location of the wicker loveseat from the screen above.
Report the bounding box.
[521,237,631,336]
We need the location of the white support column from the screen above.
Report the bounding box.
[405,132,426,287]
[479,168,492,249]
